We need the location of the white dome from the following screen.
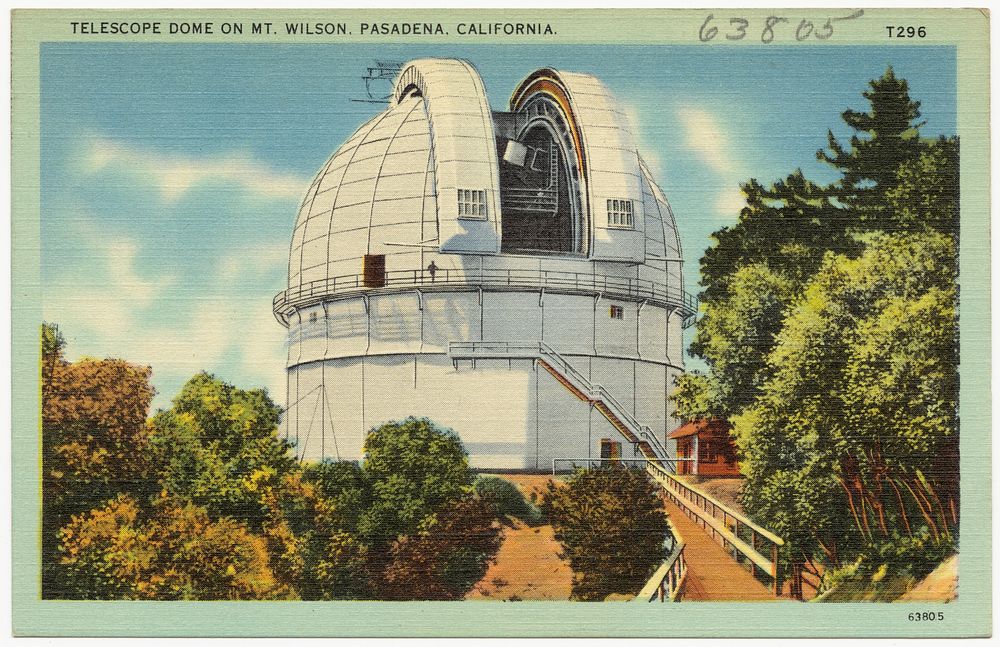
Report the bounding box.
[277,58,695,468]
[278,58,691,325]
[289,94,436,288]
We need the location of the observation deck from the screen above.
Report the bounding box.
[274,266,698,327]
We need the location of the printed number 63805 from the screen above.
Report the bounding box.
[908,612,944,621]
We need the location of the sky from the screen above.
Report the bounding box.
[40,43,956,410]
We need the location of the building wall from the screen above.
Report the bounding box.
[286,352,675,469]
[288,289,681,367]
[284,288,684,468]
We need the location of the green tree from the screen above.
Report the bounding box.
[818,66,927,225]
[357,417,475,548]
[883,136,959,235]
[40,322,65,388]
[690,263,800,416]
[57,494,284,600]
[147,372,296,529]
[258,468,371,600]
[733,233,958,578]
[41,323,156,597]
[378,497,503,600]
[670,372,723,423]
[699,171,853,305]
[542,467,671,600]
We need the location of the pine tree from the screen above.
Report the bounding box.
[818,66,927,224]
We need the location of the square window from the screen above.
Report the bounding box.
[458,188,487,219]
[610,305,624,319]
[607,198,634,228]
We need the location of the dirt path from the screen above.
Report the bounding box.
[467,519,573,601]
[467,473,573,601]
[662,496,776,601]
[897,555,958,602]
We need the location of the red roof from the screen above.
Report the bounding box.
[668,418,730,440]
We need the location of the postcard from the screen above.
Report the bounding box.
[10,7,991,637]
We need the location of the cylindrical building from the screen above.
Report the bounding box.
[274,58,696,470]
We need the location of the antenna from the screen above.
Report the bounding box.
[350,59,405,104]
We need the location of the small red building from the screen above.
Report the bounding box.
[668,418,740,477]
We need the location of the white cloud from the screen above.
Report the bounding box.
[675,105,752,220]
[219,243,289,283]
[714,186,747,219]
[44,221,177,341]
[676,105,739,177]
[84,138,310,202]
[45,224,289,408]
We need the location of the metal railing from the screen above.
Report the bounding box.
[551,457,695,474]
[504,187,559,213]
[275,267,698,326]
[645,460,786,595]
[449,340,675,470]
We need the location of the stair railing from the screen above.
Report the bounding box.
[449,340,675,470]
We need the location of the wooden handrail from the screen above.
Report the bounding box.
[636,542,687,602]
[646,461,784,546]
[637,502,688,603]
[646,461,787,596]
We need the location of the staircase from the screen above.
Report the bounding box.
[448,340,674,472]
[450,340,791,601]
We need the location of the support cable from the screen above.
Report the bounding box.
[297,389,323,463]
[323,385,342,461]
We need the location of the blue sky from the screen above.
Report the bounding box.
[40,44,956,410]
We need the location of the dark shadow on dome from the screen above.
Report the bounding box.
[498,122,578,256]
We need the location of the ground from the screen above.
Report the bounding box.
[466,473,573,601]
[815,555,957,602]
[897,555,958,602]
[676,475,745,514]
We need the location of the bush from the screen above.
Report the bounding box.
[358,417,475,547]
[542,466,671,600]
[377,497,503,600]
[58,495,285,600]
[474,476,544,526]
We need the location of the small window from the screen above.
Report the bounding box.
[457,189,487,219]
[607,198,634,228]
[309,311,318,324]
[610,305,624,319]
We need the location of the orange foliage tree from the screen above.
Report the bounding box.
[41,323,156,597]
[58,494,285,600]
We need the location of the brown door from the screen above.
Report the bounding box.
[363,254,385,287]
[600,438,621,466]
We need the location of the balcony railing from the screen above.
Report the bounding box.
[275,267,698,326]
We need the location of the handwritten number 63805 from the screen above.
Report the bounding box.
[699,10,864,44]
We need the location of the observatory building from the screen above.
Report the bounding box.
[274,58,696,470]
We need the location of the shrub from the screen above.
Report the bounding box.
[542,466,671,600]
[474,476,544,526]
[358,417,475,547]
[377,496,502,600]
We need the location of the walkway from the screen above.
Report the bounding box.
[662,495,776,601]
